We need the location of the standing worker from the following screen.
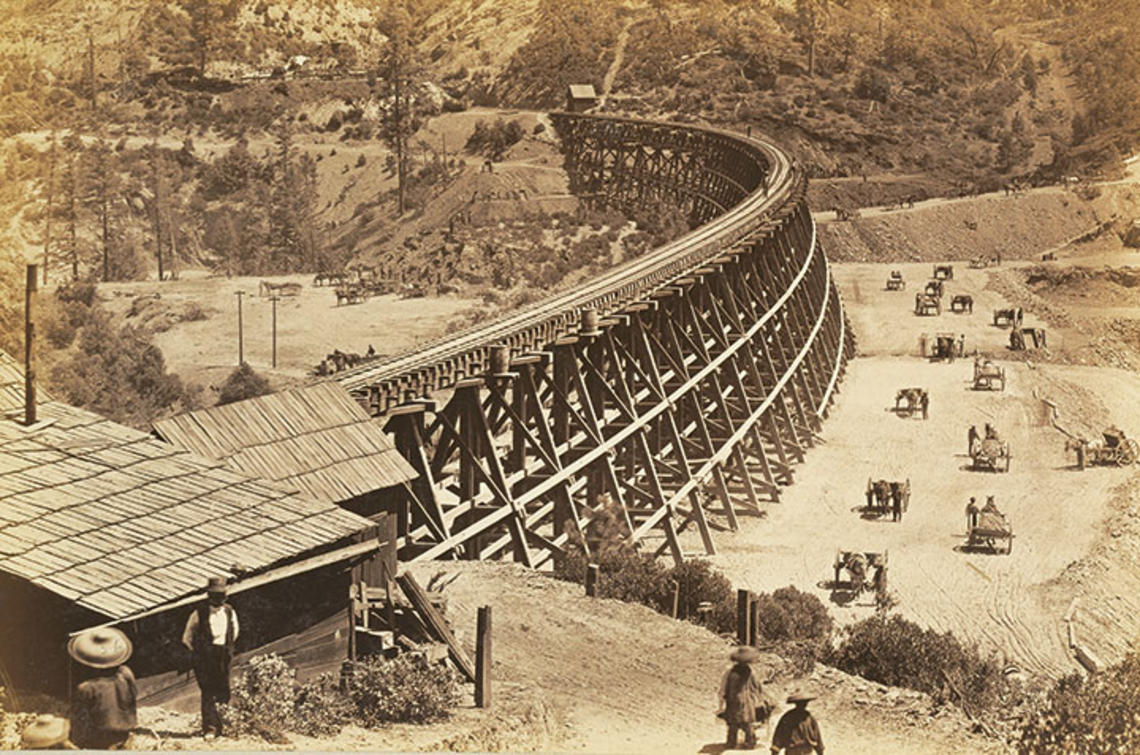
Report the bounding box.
[968,425,979,456]
[718,646,770,750]
[68,627,137,749]
[182,577,239,739]
[966,497,980,532]
[770,689,824,754]
[891,487,903,523]
[920,391,929,420]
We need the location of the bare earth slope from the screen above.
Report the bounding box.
[409,561,1003,755]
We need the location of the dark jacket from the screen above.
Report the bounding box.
[71,666,137,748]
[721,663,767,725]
[772,706,824,753]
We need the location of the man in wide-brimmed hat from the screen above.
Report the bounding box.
[68,626,137,749]
[181,576,240,738]
[770,689,824,754]
[718,646,771,749]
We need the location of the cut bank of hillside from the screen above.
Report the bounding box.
[818,190,1101,263]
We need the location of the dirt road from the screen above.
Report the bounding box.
[681,257,1140,683]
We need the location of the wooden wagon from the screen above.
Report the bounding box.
[933,264,954,280]
[894,387,928,418]
[967,509,1013,554]
[865,478,910,516]
[834,549,888,596]
[886,270,905,291]
[915,293,941,316]
[972,358,1005,391]
[972,437,1011,473]
[950,294,973,314]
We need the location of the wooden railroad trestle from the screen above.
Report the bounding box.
[337,113,855,567]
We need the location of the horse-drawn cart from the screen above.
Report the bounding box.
[933,264,954,280]
[950,294,973,314]
[834,550,888,597]
[886,270,905,291]
[894,387,928,419]
[1068,428,1140,469]
[915,293,941,316]
[972,437,1011,473]
[967,508,1014,554]
[973,358,1006,391]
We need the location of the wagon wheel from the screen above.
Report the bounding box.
[1121,439,1140,466]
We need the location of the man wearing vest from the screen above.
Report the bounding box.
[181,576,239,738]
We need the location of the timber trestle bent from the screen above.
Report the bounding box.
[336,113,855,567]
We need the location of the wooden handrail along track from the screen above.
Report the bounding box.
[336,112,855,565]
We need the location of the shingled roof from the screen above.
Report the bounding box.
[0,361,376,620]
[152,383,416,503]
[0,349,48,415]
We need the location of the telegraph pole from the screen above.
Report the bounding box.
[269,295,280,369]
[234,290,246,365]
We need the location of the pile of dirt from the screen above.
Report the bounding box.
[124,295,212,334]
[1023,265,1140,307]
[820,192,1099,263]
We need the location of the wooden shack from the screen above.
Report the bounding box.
[152,383,417,585]
[0,353,385,709]
[566,83,598,112]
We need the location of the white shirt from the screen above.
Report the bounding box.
[181,604,239,648]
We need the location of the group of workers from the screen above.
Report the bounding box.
[718,646,824,752]
[18,577,239,749]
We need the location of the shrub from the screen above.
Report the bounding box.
[293,674,354,737]
[826,614,1004,713]
[752,586,832,644]
[220,653,295,738]
[216,363,272,405]
[668,559,735,634]
[347,654,460,725]
[751,586,833,674]
[1018,652,1140,753]
[465,118,525,159]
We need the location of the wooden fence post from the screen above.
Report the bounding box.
[749,593,759,647]
[671,580,680,619]
[475,606,492,708]
[736,589,751,645]
[586,564,599,597]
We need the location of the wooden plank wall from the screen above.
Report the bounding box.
[138,607,350,713]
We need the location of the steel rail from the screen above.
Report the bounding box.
[336,115,796,396]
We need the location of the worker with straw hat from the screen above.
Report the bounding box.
[718,646,771,749]
[20,715,77,750]
[67,626,137,749]
[770,688,824,754]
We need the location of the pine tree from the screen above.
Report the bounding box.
[375,8,424,216]
[84,136,120,282]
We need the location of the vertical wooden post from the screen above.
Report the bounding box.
[671,580,680,619]
[270,295,279,368]
[475,606,492,708]
[736,589,751,645]
[748,594,759,647]
[585,564,599,597]
[24,265,36,426]
[234,290,245,365]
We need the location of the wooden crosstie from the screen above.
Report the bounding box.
[336,114,854,567]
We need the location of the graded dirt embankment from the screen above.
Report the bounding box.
[819,191,1100,263]
[408,561,1002,755]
